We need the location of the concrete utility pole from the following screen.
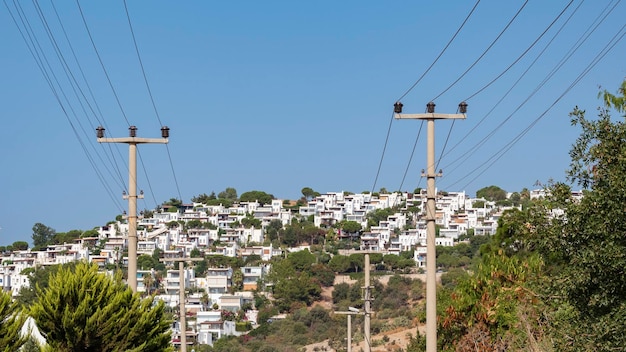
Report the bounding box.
[394,101,467,352]
[160,257,204,352]
[97,125,169,293]
[363,253,372,352]
[334,307,363,352]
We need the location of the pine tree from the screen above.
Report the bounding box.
[0,289,26,352]
[29,261,173,352]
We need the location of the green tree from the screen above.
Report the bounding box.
[536,81,626,350]
[191,193,215,204]
[231,269,243,293]
[241,214,262,229]
[0,289,26,351]
[265,219,283,243]
[340,221,362,236]
[11,241,28,250]
[218,187,238,201]
[287,249,316,272]
[17,263,69,307]
[328,254,351,273]
[163,198,182,207]
[29,262,172,352]
[475,185,507,201]
[143,272,154,295]
[137,254,157,270]
[267,259,321,312]
[301,187,319,200]
[31,223,56,249]
[239,190,274,205]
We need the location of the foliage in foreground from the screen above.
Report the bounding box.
[29,261,173,352]
[0,289,26,352]
[438,80,626,351]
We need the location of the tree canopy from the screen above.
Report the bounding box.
[31,222,55,249]
[475,185,507,201]
[0,289,26,352]
[239,190,274,205]
[29,261,172,351]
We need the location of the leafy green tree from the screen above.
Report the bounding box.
[0,289,26,351]
[31,223,55,249]
[191,193,215,204]
[231,269,243,293]
[301,187,319,200]
[536,81,626,350]
[328,254,351,273]
[142,272,155,296]
[29,262,172,352]
[267,259,321,312]
[241,214,262,228]
[475,185,507,201]
[310,263,335,287]
[52,229,82,245]
[265,219,283,243]
[366,208,394,228]
[11,241,28,250]
[137,254,158,270]
[287,249,316,272]
[340,220,362,236]
[194,259,208,277]
[239,190,274,205]
[82,229,99,238]
[439,251,543,350]
[17,263,70,307]
[218,187,238,202]
[163,198,182,207]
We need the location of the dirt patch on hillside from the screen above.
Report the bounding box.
[303,273,431,351]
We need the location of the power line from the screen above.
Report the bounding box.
[445,22,625,191]
[123,0,183,204]
[4,0,124,212]
[430,0,529,102]
[373,0,481,193]
[48,0,128,190]
[32,0,128,191]
[440,0,620,180]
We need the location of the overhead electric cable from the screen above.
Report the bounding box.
[32,0,127,190]
[372,0,481,193]
[396,0,481,102]
[445,23,625,191]
[48,0,128,189]
[430,0,529,102]
[371,111,396,194]
[440,0,619,176]
[463,0,575,102]
[440,0,585,164]
[397,121,425,192]
[123,0,183,204]
[76,0,161,207]
[4,0,124,211]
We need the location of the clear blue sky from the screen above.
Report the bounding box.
[1,1,624,246]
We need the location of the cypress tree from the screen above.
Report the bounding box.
[0,289,26,352]
[30,261,172,352]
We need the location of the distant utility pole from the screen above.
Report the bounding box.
[97,125,169,293]
[394,101,467,352]
[160,257,204,352]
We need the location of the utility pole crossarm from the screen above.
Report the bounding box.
[97,137,168,144]
[394,112,466,120]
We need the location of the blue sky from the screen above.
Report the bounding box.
[1,1,624,245]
